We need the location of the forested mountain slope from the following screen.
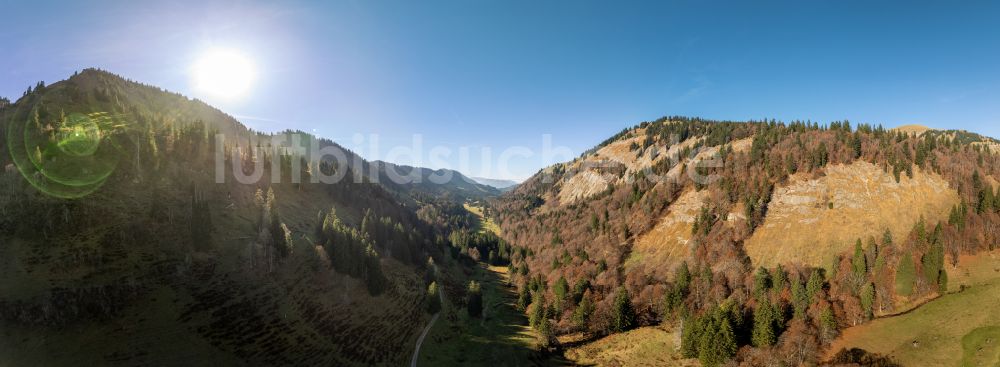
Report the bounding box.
[470,177,519,192]
[0,69,458,365]
[491,116,1000,365]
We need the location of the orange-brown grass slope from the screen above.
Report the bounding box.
[891,124,932,135]
[629,189,706,276]
[745,161,960,268]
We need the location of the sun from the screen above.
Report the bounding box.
[192,49,256,99]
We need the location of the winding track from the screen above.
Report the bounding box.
[410,286,445,367]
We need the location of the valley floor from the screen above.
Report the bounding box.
[416,203,570,366]
[464,203,501,235]
[416,263,562,366]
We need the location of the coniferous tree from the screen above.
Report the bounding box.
[572,292,594,330]
[852,239,867,279]
[860,282,875,319]
[914,217,927,244]
[829,253,841,279]
[610,286,635,333]
[939,269,948,293]
[896,252,916,297]
[922,236,946,290]
[753,267,771,298]
[711,316,738,366]
[882,228,894,246]
[752,298,776,347]
[662,283,685,319]
[697,315,720,365]
[529,292,546,329]
[979,187,995,214]
[806,269,825,301]
[791,279,809,320]
[467,281,483,318]
[317,206,386,295]
[680,315,704,358]
[516,285,530,311]
[818,306,838,343]
[426,282,441,314]
[190,186,213,251]
[571,278,590,304]
[949,203,968,230]
[852,133,863,158]
[772,264,788,293]
[553,276,569,312]
[676,261,692,291]
[538,316,555,348]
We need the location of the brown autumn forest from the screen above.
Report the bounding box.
[488,117,1000,365]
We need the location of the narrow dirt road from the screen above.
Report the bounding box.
[410,287,445,367]
[411,264,445,367]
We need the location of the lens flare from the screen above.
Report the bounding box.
[6,103,124,199]
[57,113,102,157]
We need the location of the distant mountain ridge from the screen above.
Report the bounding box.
[253,132,502,203]
[370,160,501,201]
[470,176,519,191]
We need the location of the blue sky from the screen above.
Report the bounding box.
[2,0,999,180]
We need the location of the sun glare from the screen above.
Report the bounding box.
[192,50,256,100]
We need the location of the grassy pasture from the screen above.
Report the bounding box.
[828,251,1000,366]
[563,326,696,367]
[417,261,561,366]
[464,203,501,235]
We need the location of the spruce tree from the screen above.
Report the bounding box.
[852,239,867,278]
[922,237,945,290]
[752,298,776,347]
[610,287,635,333]
[791,279,809,320]
[882,228,893,246]
[426,282,441,314]
[662,283,685,319]
[699,312,737,367]
[772,264,787,292]
[716,315,738,360]
[896,252,916,297]
[675,261,692,292]
[572,294,594,330]
[753,267,771,298]
[553,276,569,311]
[680,315,703,358]
[538,317,555,348]
[516,286,530,311]
[806,269,825,301]
[467,281,483,318]
[697,316,720,366]
[860,282,875,319]
[529,292,546,329]
[939,269,948,293]
[819,306,838,343]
